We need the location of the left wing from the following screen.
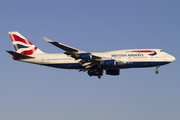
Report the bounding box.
[43,37,83,53]
[43,37,126,69]
[43,37,101,60]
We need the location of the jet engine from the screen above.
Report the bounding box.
[76,53,92,60]
[101,60,124,66]
[106,69,120,75]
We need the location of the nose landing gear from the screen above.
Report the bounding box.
[155,66,159,74]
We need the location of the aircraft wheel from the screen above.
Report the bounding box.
[98,76,101,79]
[155,70,159,74]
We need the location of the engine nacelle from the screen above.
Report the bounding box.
[101,60,116,66]
[106,69,120,75]
[76,53,92,60]
[101,60,125,66]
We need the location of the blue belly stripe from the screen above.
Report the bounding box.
[42,62,171,69]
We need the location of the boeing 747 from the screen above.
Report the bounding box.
[7,32,175,78]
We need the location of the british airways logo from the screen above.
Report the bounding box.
[112,54,144,57]
[112,50,157,57]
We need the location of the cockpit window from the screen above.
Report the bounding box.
[160,50,164,52]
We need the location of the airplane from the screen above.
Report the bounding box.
[6,31,175,79]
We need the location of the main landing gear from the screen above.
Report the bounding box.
[88,69,103,79]
[155,66,159,74]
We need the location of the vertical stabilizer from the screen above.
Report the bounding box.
[8,31,44,55]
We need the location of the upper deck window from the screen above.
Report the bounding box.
[160,50,164,52]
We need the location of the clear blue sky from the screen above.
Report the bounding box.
[0,0,180,120]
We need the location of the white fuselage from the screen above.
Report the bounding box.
[19,49,175,70]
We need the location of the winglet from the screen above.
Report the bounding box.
[43,37,54,43]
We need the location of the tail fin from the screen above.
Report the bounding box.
[8,31,44,55]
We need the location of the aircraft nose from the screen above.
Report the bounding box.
[166,55,176,62]
[171,56,176,62]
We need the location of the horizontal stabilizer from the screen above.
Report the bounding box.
[6,50,34,59]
